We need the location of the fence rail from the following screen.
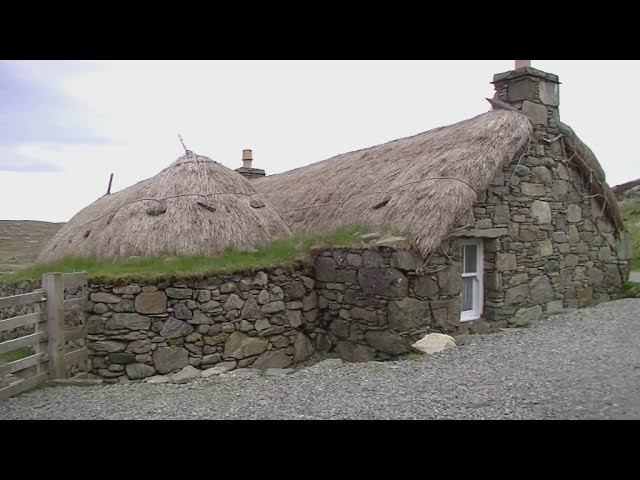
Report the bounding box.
[0,272,88,400]
[0,312,42,333]
[0,290,46,310]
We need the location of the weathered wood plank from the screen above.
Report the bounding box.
[64,326,85,342]
[43,273,66,379]
[62,273,88,290]
[62,298,85,311]
[64,348,88,365]
[0,290,46,310]
[0,312,42,333]
[0,372,49,401]
[34,303,43,377]
[0,332,47,355]
[0,352,46,377]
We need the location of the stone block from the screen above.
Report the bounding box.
[315,256,336,282]
[567,205,582,223]
[388,298,429,331]
[364,330,410,355]
[152,347,189,374]
[530,200,551,224]
[522,101,548,125]
[521,183,545,196]
[496,253,517,271]
[511,305,542,326]
[390,251,422,270]
[357,268,408,297]
[135,292,167,314]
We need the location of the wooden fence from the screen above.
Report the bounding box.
[0,273,88,400]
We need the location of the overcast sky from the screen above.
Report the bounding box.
[1,60,638,222]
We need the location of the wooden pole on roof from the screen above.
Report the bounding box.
[178,134,188,153]
[106,173,114,195]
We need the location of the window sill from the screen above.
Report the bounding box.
[460,314,481,323]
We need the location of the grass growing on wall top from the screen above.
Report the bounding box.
[0,226,375,284]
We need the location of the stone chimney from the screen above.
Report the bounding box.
[235,148,266,180]
[492,64,560,132]
[491,63,562,158]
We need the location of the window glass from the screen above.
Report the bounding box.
[463,244,477,274]
[461,277,474,311]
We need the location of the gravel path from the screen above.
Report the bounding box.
[2,298,639,420]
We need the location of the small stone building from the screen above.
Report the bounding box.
[7,65,633,382]
[254,65,632,333]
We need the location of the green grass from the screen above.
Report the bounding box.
[0,348,30,365]
[620,198,640,270]
[0,225,375,284]
[622,280,639,298]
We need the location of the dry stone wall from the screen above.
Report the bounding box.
[82,245,464,381]
[0,244,467,381]
[85,268,317,383]
[310,246,462,362]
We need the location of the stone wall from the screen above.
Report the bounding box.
[82,244,467,381]
[309,246,462,362]
[0,243,467,381]
[451,67,631,328]
[85,268,317,383]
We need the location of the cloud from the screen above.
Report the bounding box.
[0,61,113,148]
[0,153,62,172]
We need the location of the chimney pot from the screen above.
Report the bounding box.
[242,149,253,169]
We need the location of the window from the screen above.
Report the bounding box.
[460,239,484,322]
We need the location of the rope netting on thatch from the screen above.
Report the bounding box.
[488,96,624,235]
[36,152,292,263]
[555,122,625,234]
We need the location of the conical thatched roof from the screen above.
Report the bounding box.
[254,109,533,258]
[37,152,292,263]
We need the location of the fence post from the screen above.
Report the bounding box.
[43,273,66,379]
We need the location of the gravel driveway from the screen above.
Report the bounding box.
[1,298,639,420]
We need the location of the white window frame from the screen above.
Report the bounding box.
[460,238,484,322]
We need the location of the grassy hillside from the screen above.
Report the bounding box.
[0,220,63,274]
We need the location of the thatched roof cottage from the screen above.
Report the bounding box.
[37,151,291,262]
[250,65,632,330]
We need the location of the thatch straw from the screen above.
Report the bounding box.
[558,122,625,233]
[37,152,292,263]
[254,109,533,258]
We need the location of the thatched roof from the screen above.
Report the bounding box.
[37,152,291,263]
[557,122,625,232]
[254,109,533,258]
